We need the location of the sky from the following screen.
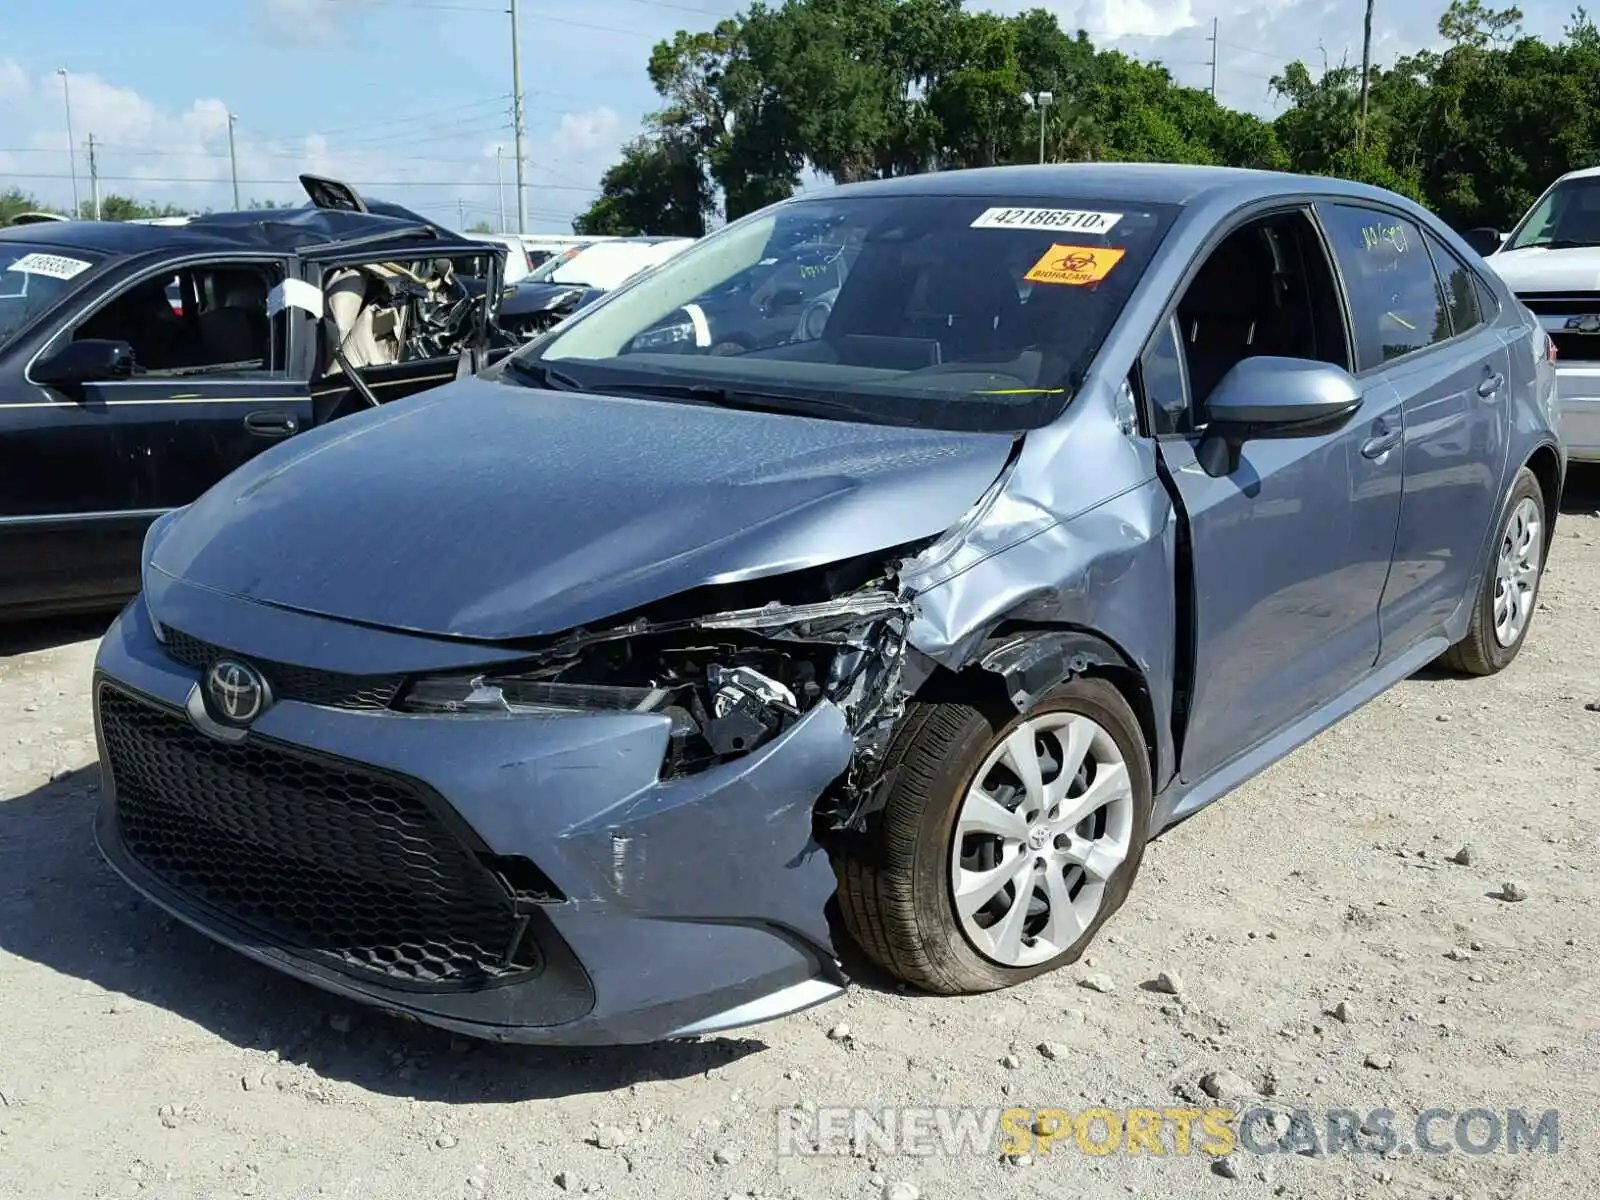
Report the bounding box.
[0,0,1582,234]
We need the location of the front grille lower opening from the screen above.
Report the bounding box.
[99,685,540,989]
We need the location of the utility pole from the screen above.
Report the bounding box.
[1208,17,1219,98]
[458,198,466,229]
[509,0,528,233]
[56,69,80,218]
[87,133,101,220]
[496,146,507,233]
[1358,0,1375,148]
[227,113,241,209]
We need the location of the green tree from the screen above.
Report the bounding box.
[0,188,62,225]
[79,196,192,221]
[573,132,712,236]
[571,0,1600,236]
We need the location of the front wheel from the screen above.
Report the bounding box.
[835,677,1153,995]
[1438,466,1547,676]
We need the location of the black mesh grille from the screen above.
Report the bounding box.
[99,685,537,988]
[1550,331,1600,362]
[1516,292,1600,315]
[161,628,405,711]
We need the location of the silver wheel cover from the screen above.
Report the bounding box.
[1493,496,1542,648]
[949,711,1135,968]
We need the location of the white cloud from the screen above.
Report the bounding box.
[1069,0,1201,40]
[0,57,629,232]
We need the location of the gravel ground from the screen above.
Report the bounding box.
[1,469,1596,1200]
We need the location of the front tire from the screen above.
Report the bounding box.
[1438,466,1546,676]
[835,678,1153,994]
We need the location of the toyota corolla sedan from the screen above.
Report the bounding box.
[92,164,1565,1045]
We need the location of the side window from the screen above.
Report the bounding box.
[1140,315,1190,435]
[1172,209,1350,421]
[74,261,281,376]
[1319,204,1449,369]
[1472,272,1500,322]
[1425,231,1483,338]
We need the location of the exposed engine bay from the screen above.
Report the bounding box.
[396,548,930,827]
[321,258,487,374]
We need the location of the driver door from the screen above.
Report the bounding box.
[54,257,314,511]
[1148,207,1407,786]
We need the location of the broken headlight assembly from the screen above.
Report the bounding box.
[395,586,912,779]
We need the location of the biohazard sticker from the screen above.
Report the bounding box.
[5,252,93,280]
[971,207,1123,234]
[1024,244,1126,286]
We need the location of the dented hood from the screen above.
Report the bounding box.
[150,375,1015,640]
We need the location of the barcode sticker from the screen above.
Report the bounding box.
[6,252,94,280]
[970,207,1123,235]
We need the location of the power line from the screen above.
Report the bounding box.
[245,94,511,142]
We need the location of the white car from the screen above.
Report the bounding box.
[496,236,698,340]
[466,234,639,285]
[539,237,695,291]
[1474,167,1600,461]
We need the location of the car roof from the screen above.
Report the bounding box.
[804,162,1410,208]
[0,203,487,258]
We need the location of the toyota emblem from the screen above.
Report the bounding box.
[204,659,270,726]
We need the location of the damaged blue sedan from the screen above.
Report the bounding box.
[91,163,1565,1044]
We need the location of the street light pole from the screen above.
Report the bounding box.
[227,113,241,210]
[56,69,80,218]
[509,0,528,233]
[1036,91,1054,163]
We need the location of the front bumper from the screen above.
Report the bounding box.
[1555,364,1600,462]
[91,587,852,1044]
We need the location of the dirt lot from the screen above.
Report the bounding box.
[1,470,1596,1200]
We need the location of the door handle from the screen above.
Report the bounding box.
[1477,371,1504,398]
[244,410,300,438]
[1361,424,1402,459]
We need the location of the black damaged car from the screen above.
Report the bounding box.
[0,176,509,619]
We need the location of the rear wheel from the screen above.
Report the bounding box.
[1438,467,1546,676]
[835,678,1153,994]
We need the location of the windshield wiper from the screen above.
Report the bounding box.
[502,358,585,391]
[595,381,884,422]
[1530,239,1600,250]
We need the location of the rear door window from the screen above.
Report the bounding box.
[1425,231,1485,338]
[1318,204,1450,370]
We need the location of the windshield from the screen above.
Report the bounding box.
[1505,175,1600,250]
[525,246,589,283]
[512,193,1179,432]
[0,243,105,345]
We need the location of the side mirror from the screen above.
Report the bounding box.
[1198,356,1362,476]
[33,338,136,387]
[1461,227,1505,257]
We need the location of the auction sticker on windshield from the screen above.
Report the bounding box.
[971,207,1123,234]
[1024,244,1127,286]
[5,252,94,281]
